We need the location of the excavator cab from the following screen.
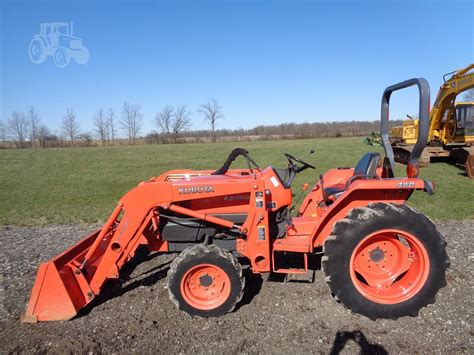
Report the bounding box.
[455,102,474,138]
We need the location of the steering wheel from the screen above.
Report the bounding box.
[284,153,315,173]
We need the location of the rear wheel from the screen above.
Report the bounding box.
[167,244,244,317]
[29,38,47,64]
[322,203,449,320]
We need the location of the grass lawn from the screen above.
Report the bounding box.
[1,136,473,225]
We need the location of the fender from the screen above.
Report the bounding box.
[33,34,50,49]
[309,178,431,248]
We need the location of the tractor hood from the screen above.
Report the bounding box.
[59,35,83,49]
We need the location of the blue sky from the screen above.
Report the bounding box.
[0,0,472,136]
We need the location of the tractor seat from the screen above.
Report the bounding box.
[323,152,381,199]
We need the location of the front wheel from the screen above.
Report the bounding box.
[167,244,244,317]
[54,47,71,68]
[74,47,90,64]
[322,203,449,320]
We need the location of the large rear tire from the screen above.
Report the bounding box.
[29,38,47,64]
[167,244,244,317]
[322,203,449,320]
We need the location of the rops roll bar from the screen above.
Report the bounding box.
[380,78,430,178]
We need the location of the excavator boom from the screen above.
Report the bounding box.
[429,64,474,142]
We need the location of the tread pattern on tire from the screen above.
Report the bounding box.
[167,244,244,317]
[322,202,450,320]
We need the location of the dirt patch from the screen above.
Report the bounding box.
[0,221,473,353]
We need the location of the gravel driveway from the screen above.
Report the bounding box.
[0,221,472,353]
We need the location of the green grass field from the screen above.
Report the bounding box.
[1,137,473,225]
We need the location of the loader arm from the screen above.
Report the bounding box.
[23,182,172,322]
[23,173,271,322]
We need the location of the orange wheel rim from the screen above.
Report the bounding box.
[180,264,231,310]
[350,229,430,304]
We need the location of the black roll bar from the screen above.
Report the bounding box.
[380,78,430,177]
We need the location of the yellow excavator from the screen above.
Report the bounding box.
[390,64,474,178]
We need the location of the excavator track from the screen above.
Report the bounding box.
[450,146,474,178]
[392,144,474,178]
[393,146,411,165]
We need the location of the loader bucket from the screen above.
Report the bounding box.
[22,229,101,322]
[22,191,163,323]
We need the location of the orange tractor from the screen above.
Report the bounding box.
[24,78,449,322]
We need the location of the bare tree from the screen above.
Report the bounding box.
[37,124,52,148]
[198,98,223,142]
[171,105,191,142]
[93,109,108,146]
[61,108,80,146]
[27,106,41,148]
[0,120,6,142]
[107,108,116,146]
[78,132,93,147]
[120,102,143,145]
[155,105,173,140]
[8,111,30,148]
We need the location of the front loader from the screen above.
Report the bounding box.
[24,78,449,322]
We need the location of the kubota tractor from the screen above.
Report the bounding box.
[23,78,449,322]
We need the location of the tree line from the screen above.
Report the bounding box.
[0,99,400,149]
[0,99,224,148]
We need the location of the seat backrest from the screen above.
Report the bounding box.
[353,152,381,176]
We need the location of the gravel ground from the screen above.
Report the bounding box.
[0,221,473,354]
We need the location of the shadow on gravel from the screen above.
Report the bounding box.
[330,330,388,355]
[76,246,170,319]
[234,269,263,312]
